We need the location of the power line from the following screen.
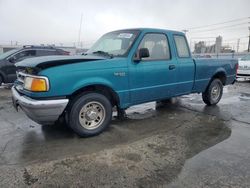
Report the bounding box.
[224,36,249,40]
[186,16,250,30]
[190,36,217,39]
[189,23,250,33]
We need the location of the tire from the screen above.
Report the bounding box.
[202,79,223,106]
[68,93,112,137]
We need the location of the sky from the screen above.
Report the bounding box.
[0,0,249,51]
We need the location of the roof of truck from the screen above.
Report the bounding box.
[111,28,185,35]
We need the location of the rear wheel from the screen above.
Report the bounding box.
[202,79,223,106]
[68,93,112,137]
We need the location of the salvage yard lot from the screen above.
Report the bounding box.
[0,81,250,187]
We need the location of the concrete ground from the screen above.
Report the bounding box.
[0,81,250,187]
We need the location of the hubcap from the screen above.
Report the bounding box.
[79,101,106,130]
[211,84,221,101]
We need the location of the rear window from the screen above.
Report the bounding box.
[174,35,190,58]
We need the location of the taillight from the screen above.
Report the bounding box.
[236,63,239,74]
[63,51,70,55]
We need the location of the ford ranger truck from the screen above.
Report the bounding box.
[12,28,238,137]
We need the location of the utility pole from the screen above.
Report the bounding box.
[182,29,191,51]
[78,13,83,48]
[182,29,188,35]
[189,38,192,53]
[248,27,250,52]
[237,39,240,53]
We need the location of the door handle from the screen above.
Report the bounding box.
[169,65,176,70]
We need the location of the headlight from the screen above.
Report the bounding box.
[24,76,49,92]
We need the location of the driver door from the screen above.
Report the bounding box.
[129,33,178,104]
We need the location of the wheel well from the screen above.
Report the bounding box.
[69,85,120,107]
[211,72,226,85]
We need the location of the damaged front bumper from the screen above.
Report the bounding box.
[11,87,69,125]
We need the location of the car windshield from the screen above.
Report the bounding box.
[241,55,250,61]
[87,30,140,57]
[0,48,20,60]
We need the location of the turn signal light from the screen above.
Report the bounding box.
[24,76,49,92]
[31,78,47,91]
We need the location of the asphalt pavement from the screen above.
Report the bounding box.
[0,81,250,187]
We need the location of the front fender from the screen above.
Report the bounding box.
[72,77,115,94]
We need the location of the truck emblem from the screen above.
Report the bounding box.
[114,72,126,77]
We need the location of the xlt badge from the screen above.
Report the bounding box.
[114,72,126,77]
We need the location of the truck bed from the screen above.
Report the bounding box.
[193,58,237,93]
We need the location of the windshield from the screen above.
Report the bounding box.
[87,30,140,57]
[0,48,20,60]
[241,54,250,61]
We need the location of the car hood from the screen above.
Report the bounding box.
[15,55,107,69]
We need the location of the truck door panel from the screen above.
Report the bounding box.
[129,33,178,104]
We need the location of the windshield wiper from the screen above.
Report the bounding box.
[92,51,113,58]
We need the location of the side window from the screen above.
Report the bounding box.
[13,50,36,62]
[174,35,190,58]
[36,50,56,56]
[138,33,170,60]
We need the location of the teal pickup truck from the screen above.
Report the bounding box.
[12,28,238,137]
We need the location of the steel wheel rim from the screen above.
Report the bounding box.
[79,101,106,130]
[211,83,221,101]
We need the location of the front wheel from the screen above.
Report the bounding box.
[202,79,223,106]
[68,93,112,137]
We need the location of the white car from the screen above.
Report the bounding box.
[237,54,250,79]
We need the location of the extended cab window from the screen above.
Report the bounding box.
[174,35,190,58]
[138,33,170,60]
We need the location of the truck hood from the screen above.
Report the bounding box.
[15,55,107,69]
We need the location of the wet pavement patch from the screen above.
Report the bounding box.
[0,82,250,187]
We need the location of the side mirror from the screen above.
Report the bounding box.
[134,48,150,62]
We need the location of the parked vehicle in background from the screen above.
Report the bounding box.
[0,45,69,85]
[237,54,250,79]
[12,28,238,137]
